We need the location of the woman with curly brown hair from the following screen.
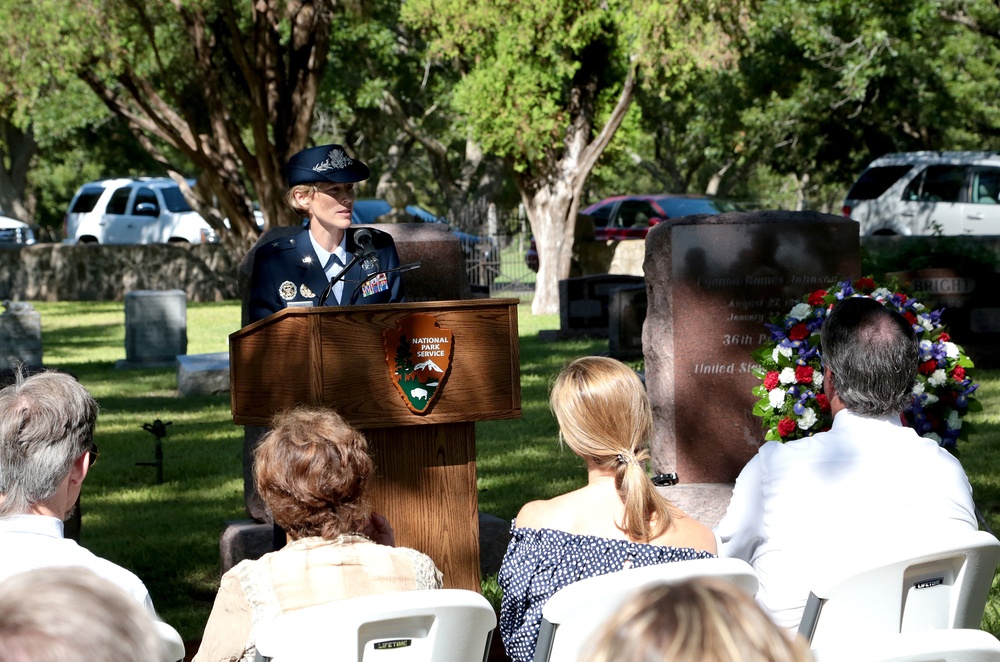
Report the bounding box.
[193,407,442,662]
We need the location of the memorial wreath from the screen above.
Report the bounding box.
[751,277,981,449]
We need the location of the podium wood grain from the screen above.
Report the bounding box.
[228,299,520,592]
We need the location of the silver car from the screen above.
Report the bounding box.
[843,151,1000,236]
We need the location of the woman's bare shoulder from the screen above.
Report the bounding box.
[656,507,718,554]
[513,490,584,531]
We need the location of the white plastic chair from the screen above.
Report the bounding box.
[532,557,759,662]
[798,530,1000,650]
[253,589,496,662]
[812,628,1000,662]
[154,620,186,662]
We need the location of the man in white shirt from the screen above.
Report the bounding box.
[717,297,977,631]
[0,369,155,615]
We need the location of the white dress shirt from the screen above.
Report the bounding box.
[309,232,350,305]
[0,514,156,616]
[717,409,977,631]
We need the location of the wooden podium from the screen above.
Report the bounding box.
[229,299,520,591]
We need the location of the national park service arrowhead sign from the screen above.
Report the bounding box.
[382,313,454,414]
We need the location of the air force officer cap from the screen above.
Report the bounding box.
[285,144,371,186]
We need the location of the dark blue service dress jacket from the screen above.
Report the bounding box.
[249,225,404,323]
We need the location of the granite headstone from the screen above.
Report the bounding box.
[608,284,646,360]
[120,290,187,368]
[644,210,859,484]
[0,301,42,370]
[551,274,644,339]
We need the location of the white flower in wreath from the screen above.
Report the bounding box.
[812,371,824,389]
[772,345,793,362]
[912,382,925,396]
[871,287,892,300]
[947,410,962,430]
[943,342,960,359]
[779,367,797,385]
[768,388,786,410]
[913,302,925,312]
[919,316,934,332]
[789,303,812,320]
[926,431,943,445]
[923,393,939,405]
[928,369,947,387]
[798,408,818,429]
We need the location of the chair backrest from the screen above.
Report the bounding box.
[799,530,1000,649]
[253,589,496,662]
[533,557,759,662]
[812,628,1000,662]
[154,620,186,662]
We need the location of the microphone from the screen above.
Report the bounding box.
[353,228,378,259]
[318,252,360,307]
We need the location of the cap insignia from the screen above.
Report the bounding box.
[312,147,353,173]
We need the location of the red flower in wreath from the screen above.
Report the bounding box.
[854,277,876,290]
[795,365,814,384]
[816,393,830,412]
[807,290,827,306]
[764,371,780,391]
[777,418,797,438]
[952,366,966,382]
[918,359,938,375]
[903,311,917,325]
[939,332,951,342]
[788,324,809,341]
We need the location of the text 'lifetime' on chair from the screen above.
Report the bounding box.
[253,589,497,662]
[532,556,759,662]
[798,530,1000,650]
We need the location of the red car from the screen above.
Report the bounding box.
[525,194,742,271]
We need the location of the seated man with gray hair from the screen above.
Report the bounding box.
[0,369,155,615]
[717,296,978,631]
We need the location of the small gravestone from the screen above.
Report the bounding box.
[177,352,230,396]
[609,284,646,360]
[644,211,859,485]
[547,274,644,340]
[118,290,187,369]
[0,301,42,370]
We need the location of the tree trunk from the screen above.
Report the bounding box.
[521,64,637,315]
[76,0,331,259]
[0,119,37,221]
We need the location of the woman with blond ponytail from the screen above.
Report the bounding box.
[497,356,717,662]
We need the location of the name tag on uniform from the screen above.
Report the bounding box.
[362,273,389,298]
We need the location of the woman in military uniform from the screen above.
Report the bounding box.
[248,144,404,323]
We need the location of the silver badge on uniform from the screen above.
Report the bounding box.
[300,284,315,298]
[279,281,297,300]
[362,255,380,272]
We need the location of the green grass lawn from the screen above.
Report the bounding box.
[23,300,1000,639]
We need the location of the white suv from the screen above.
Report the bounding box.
[63,178,218,245]
[843,151,1000,235]
[0,214,36,245]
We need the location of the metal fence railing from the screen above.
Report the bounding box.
[453,202,535,303]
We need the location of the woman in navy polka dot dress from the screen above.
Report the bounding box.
[497,357,718,662]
